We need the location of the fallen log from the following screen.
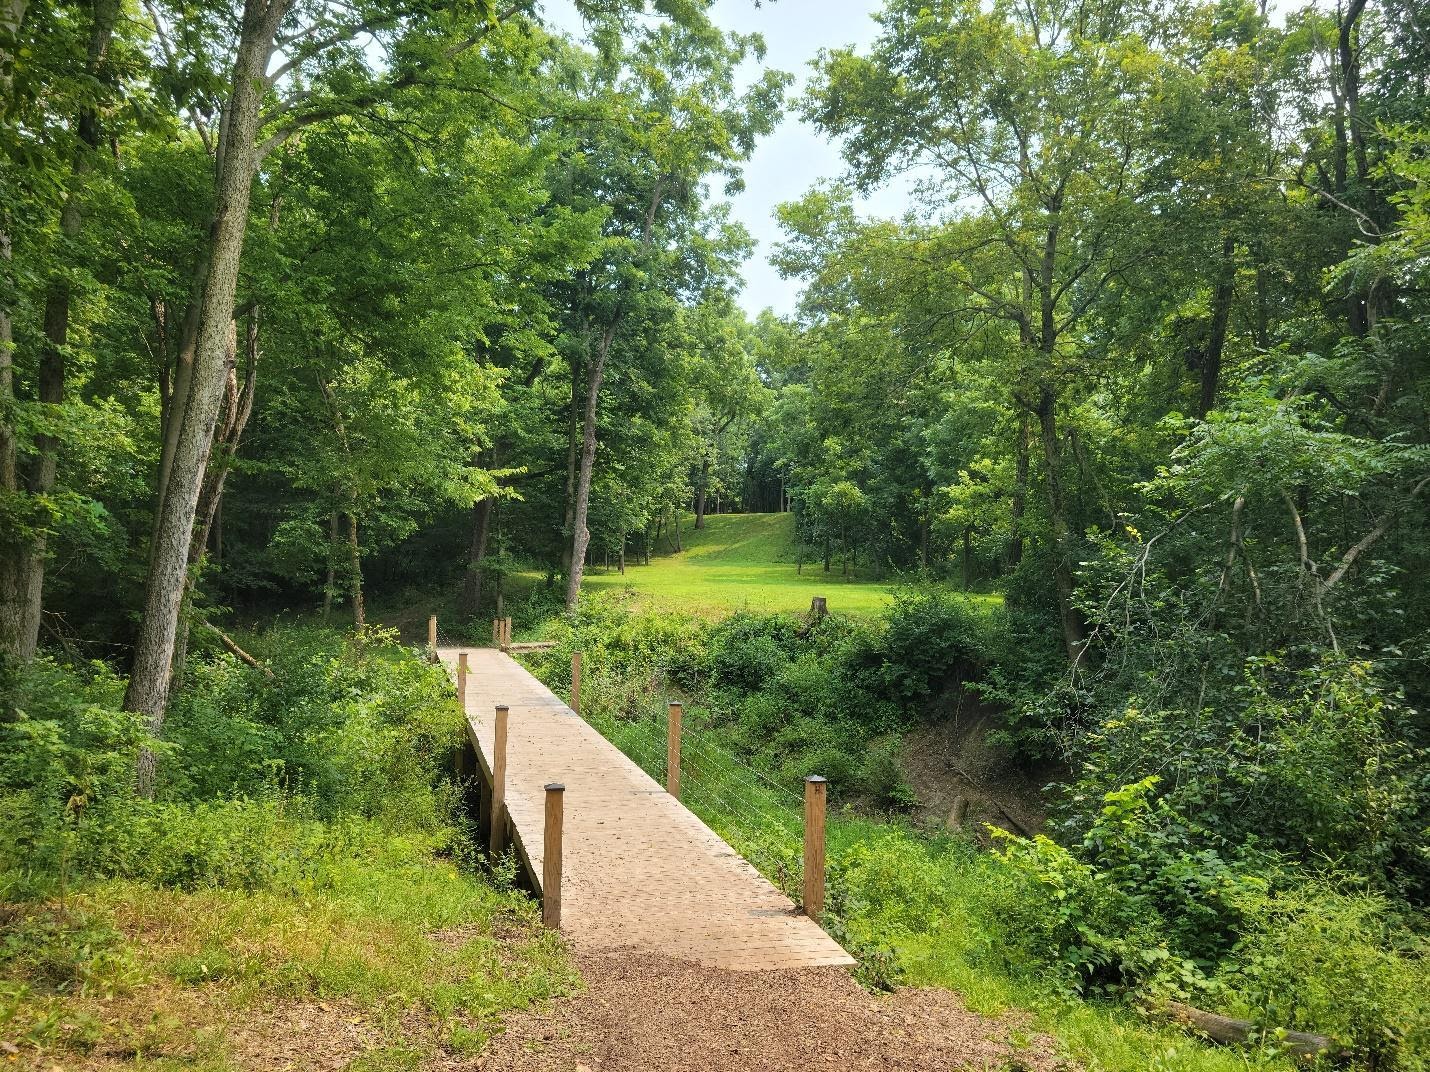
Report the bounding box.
[198,620,276,680]
[1163,1001,1336,1058]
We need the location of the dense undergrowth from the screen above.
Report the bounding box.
[526,593,1430,1072]
[0,628,572,1067]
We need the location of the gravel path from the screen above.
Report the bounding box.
[464,950,1070,1072]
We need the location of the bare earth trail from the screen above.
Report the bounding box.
[439,649,1067,1071]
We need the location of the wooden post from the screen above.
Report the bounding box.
[492,618,500,645]
[490,705,509,854]
[457,651,468,708]
[428,614,437,651]
[570,651,582,714]
[542,782,565,929]
[803,775,827,922]
[666,701,682,799]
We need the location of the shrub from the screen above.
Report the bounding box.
[164,625,461,828]
[706,613,801,692]
[1066,658,1429,901]
[0,658,150,898]
[1217,883,1430,1069]
[2,627,465,899]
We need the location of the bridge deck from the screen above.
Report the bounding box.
[439,647,855,972]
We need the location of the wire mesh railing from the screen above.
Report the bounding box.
[433,628,832,923]
[588,700,808,899]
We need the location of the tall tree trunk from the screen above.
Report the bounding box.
[1009,413,1029,567]
[171,315,256,683]
[560,355,580,578]
[460,496,494,619]
[322,511,338,617]
[347,512,364,628]
[0,0,25,659]
[1198,236,1236,419]
[128,0,287,795]
[1036,388,1087,662]
[0,0,117,661]
[564,327,613,610]
[962,525,973,588]
[695,455,710,529]
[1331,0,1371,335]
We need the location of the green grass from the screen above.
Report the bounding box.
[0,835,574,1067]
[577,513,998,618]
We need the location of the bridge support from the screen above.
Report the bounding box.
[803,775,827,922]
[543,782,565,929]
[666,701,683,798]
[491,704,509,854]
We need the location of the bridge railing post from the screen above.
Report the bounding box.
[491,618,500,646]
[570,651,582,714]
[543,782,565,929]
[428,614,437,655]
[803,775,827,922]
[666,701,682,799]
[457,651,468,708]
[490,704,509,854]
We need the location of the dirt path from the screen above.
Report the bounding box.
[460,951,1069,1072]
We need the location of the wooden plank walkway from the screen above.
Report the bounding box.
[439,647,855,972]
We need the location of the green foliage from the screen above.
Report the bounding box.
[1067,658,1430,901]
[1217,883,1429,1069]
[1,628,464,899]
[0,625,570,1065]
[0,658,150,898]
[165,626,462,827]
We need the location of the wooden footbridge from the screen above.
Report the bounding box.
[437,646,855,972]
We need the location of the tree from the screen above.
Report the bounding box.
[555,16,786,609]
[808,0,1168,659]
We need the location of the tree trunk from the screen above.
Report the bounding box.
[0,0,116,661]
[322,511,338,617]
[1332,0,1372,335]
[1009,413,1029,568]
[0,0,25,658]
[1036,389,1087,662]
[347,512,364,628]
[1198,236,1236,419]
[560,355,580,579]
[460,496,494,619]
[695,455,710,529]
[564,326,613,610]
[962,525,973,588]
[171,315,257,683]
[129,0,287,795]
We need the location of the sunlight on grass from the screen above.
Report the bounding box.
[576,513,1001,618]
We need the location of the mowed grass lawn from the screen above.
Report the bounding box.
[576,513,999,617]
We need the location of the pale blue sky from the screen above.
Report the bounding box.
[542,1,911,317]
